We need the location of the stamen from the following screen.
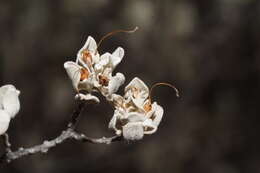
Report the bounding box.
[98,75,109,86]
[95,26,139,54]
[80,68,89,81]
[149,82,180,102]
[72,68,90,93]
[143,101,152,112]
[81,50,92,65]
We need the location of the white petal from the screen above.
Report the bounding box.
[0,110,11,135]
[75,93,100,103]
[108,73,125,95]
[108,110,124,136]
[152,103,164,127]
[78,77,95,92]
[0,85,10,109]
[76,36,98,64]
[127,112,146,122]
[124,77,149,109]
[133,98,146,110]
[86,36,97,52]
[122,122,144,140]
[77,36,97,56]
[143,119,157,134]
[94,53,110,72]
[108,114,117,130]
[77,58,91,70]
[111,47,124,68]
[111,94,125,110]
[64,61,81,90]
[1,85,20,118]
[125,77,149,98]
[102,67,112,78]
[108,110,119,130]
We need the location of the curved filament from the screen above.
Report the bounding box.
[149,82,180,102]
[95,26,138,54]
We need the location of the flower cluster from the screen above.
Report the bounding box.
[109,78,164,140]
[64,36,125,103]
[0,85,20,135]
[64,31,178,140]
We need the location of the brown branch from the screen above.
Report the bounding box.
[0,100,122,164]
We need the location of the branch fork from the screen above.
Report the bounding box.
[0,100,121,164]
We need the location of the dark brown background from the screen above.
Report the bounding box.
[1,0,260,172]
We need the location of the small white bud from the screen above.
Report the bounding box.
[122,122,144,141]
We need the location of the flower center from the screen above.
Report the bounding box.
[143,101,152,112]
[81,49,92,65]
[80,68,89,81]
[98,75,109,86]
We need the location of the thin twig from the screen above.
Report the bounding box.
[67,101,86,129]
[2,134,11,153]
[0,101,122,164]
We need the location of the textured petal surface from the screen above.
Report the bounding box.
[1,85,20,118]
[0,110,11,135]
[143,119,157,134]
[111,47,124,68]
[94,53,110,72]
[122,122,144,140]
[152,102,164,127]
[77,36,97,56]
[108,110,123,135]
[127,112,146,122]
[125,77,149,109]
[64,61,81,90]
[108,73,125,95]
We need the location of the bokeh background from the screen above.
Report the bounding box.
[1,0,260,172]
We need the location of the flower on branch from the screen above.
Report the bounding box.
[0,27,181,164]
[64,36,126,102]
[109,77,164,140]
[63,27,179,141]
[0,85,20,135]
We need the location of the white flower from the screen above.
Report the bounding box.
[64,61,96,92]
[124,77,149,110]
[94,47,125,97]
[64,36,126,100]
[64,36,100,102]
[0,85,20,135]
[76,36,100,66]
[109,78,164,140]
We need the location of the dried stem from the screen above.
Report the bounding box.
[0,100,122,164]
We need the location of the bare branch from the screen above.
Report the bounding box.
[67,101,86,129]
[0,101,122,164]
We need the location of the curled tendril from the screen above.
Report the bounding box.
[95,26,139,54]
[148,82,180,103]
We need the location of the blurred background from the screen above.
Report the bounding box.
[1,0,260,172]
